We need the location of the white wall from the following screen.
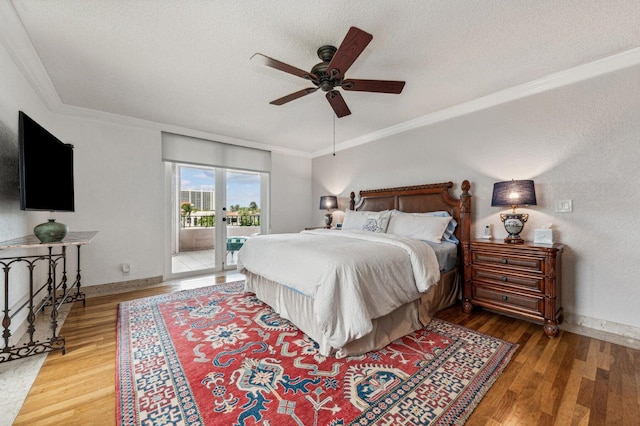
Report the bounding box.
[0,41,55,339]
[0,42,44,239]
[52,118,165,285]
[312,64,640,338]
[270,151,312,234]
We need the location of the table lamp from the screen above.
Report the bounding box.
[491,180,537,244]
[319,195,338,228]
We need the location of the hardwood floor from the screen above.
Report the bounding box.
[14,273,640,425]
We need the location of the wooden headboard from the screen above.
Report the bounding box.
[348,180,472,259]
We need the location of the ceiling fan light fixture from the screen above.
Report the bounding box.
[320,82,333,92]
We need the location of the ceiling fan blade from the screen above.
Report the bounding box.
[326,90,351,118]
[251,53,317,80]
[327,27,373,80]
[270,88,318,105]
[341,79,405,94]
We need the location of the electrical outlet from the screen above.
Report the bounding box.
[555,200,573,213]
[121,263,131,275]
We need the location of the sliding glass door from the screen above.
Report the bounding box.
[225,169,263,268]
[168,164,267,277]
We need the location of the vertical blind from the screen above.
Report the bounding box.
[161,132,271,172]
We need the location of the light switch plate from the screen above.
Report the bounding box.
[555,200,573,213]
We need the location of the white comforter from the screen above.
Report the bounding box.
[237,229,441,349]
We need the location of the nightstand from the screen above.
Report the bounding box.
[462,239,564,337]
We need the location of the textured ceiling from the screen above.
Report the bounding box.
[4,0,640,155]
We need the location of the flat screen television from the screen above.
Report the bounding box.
[18,111,75,212]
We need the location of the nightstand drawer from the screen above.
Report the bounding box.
[471,266,544,293]
[472,250,543,273]
[472,284,544,317]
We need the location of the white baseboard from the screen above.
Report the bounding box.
[82,276,164,297]
[563,312,640,350]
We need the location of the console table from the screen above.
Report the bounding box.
[0,231,98,363]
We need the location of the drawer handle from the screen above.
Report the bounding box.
[502,295,508,301]
[501,259,508,264]
[502,276,508,282]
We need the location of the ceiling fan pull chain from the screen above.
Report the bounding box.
[333,113,336,157]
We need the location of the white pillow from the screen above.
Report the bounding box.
[386,213,452,243]
[426,211,459,243]
[390,210,458,243]
[342,209,391,233]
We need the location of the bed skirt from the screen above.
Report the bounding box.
[243,268,460,358]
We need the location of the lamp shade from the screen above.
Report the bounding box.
[319,195,338,210]
[491,180,537,208]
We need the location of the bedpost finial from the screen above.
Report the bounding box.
[461,180,470,193]
[349,192,356,210]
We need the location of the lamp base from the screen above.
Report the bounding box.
[323,212,333,228]
[500,213,528,244]
[504,234,524,244]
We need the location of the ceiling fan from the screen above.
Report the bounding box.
[252,26,405,118]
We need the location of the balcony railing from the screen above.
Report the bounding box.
[180,213,260,228]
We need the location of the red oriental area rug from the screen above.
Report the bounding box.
[116,281,517,425]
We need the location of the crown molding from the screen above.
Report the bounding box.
[312,47,640,158]
[54,103,312,158]
[0,1,62,110]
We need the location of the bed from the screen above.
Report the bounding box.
[238,180,471,358]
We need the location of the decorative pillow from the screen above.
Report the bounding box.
[386,213,452,243]
[342,209,391,233]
